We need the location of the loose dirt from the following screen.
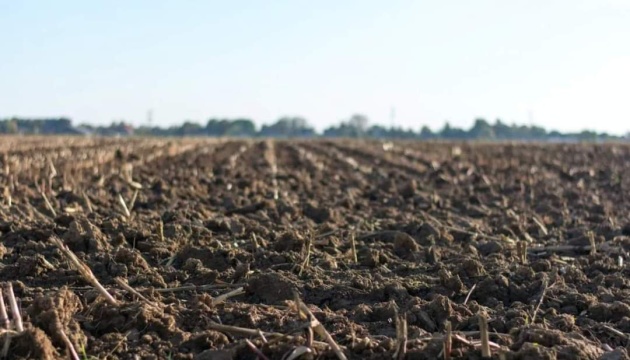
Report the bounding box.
[0,136,629,359]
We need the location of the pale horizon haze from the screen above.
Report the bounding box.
[1,1,629,134]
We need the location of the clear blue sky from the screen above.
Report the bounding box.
[1,1,629,134]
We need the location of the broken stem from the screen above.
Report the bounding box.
[245,339,270,360]
[298,235,312,277]
[128,189,139,212]
[114,278,158,308]
[479,314,491,358]
[531,279,551,324]
[5,283,23,332]
[444,321,452,360]
[350,231,358,264]
[57,325,80,360]
[0,289,11,358]
[0,291,9,330]
[393,311,407,360]
[81,190,94,213]
[295,295,347,360]
[153,283,245,293]
[207,322,281,339]
[41,191,57,218]
[49,237,118,306]
[212,287,245,306]
[157,220,165,242]
[463,283,477,305]
[117,193,131,218]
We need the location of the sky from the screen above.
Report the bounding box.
[1,1,629,134]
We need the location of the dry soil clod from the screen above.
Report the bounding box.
[1,139,629,359]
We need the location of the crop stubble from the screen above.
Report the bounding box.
[0,136,629,359]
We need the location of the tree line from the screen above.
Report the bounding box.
[0,115,625,141]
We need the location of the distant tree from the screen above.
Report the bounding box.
[0,115,623,142]
[548,130,562,138]
[209,119,230,136]
[323,114,370,138]
[41,118,73,134]
[260,117,315,137]
[206,119,229,136]
[366,125,387,138]
[205,118,256,137]
[227,119,256,136]
[347,114,369,135]
[419,125,434,139]
[180,121,203,136]
[493,119,512,139]
[470,118,494,139]
[440,122,452,137]
[530,126,547,139]
[6,119,18,134]
[440,122,467,139]
[577,130,597,142]
[323,123,354,138]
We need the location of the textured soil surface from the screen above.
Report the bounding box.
[1,136,630,359]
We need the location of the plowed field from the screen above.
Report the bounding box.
[1,137,629,359]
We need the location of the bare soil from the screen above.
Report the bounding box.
[1,136,629,359]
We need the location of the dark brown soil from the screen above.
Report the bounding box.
[1,136,630,359]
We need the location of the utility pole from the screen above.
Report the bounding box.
[147,109,153,127]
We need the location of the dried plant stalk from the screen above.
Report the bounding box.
[299,234,312,276]
[532,216,548,236]
[479,314,490,358]
[81,190,94,213]
[0,286,11,360]
[153,283,244,293]
[128,190,139,212]
[121,163,143,189]
[2,187,10,208]
[251,233,258,252]
[245,339,270,360]
[285,346,313,360]
[206,322,281,338]
[158,220,164,242]
[517,241,528,264]
[48,158,58,180]
[5,283,23,332]
[57,325,80,360]
[2,153,9,177]
[531,279,550,323]
[464,283,477,305]
[394,311,407,360]
[117,193,131,218]
[587,231,596,255]
[350,231,358,264]
[0,291,8,330]
[295,293,347,360]
[212,287,245,306]
[41,191,57,217]
[444,321,452,360]
[49,237,118,306]
[114,278,158,308]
